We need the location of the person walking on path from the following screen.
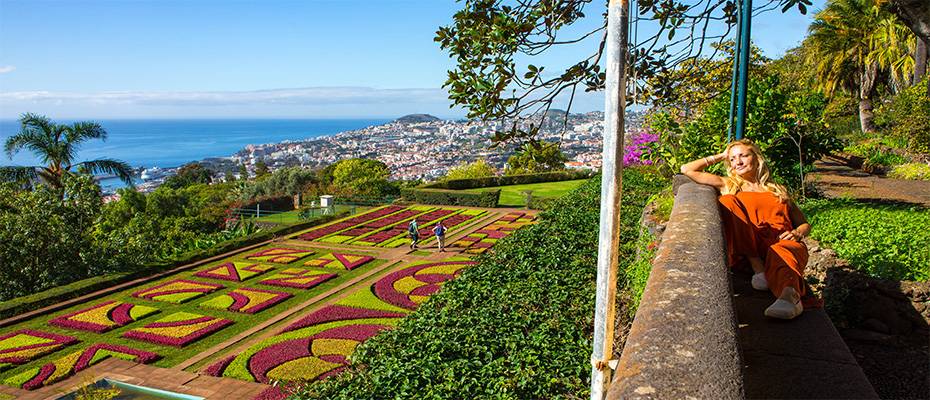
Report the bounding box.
[680,138,811,320]
[433,221,447,252]
[408,218,420,249]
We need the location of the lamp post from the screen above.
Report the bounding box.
[734,0,753,139]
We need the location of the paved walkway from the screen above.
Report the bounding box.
[807,155,930,206]
[732,272,878,399]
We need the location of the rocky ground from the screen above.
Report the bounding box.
[805,239,929,399]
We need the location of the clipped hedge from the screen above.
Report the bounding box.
[0,211,348,322]
[426,170,595,190]
[296,170,667,399]
[400,187,500,207]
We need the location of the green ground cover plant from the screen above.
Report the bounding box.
[888,163,930,181]
[464,179,588,207]
[295,169,667,399]
[801,199,930,281]
[0,242,388,390]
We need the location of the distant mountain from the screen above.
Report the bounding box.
[395,114,441,124]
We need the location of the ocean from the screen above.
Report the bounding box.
[0,118,390,168]
[0,118,390,191]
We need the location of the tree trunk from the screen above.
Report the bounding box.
[859,63,880,133]
[889,0,930,43]
[915,37,928,85]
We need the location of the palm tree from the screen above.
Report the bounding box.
[1,113,134,190]
[806,0,915,133]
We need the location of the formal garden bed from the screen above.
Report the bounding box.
[0,237,391,391]
[0,204,533,395]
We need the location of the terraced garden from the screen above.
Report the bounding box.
[0,204,536,399]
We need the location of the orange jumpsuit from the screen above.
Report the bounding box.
[719,191,808,297]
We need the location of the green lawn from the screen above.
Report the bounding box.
[464,179,588,207]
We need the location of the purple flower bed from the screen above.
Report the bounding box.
[296,206,404,241]
[373,260,475,310]
[0,330,79,367]
[281,305,407,333]
[122,314,233,347]
[623,131,659,166]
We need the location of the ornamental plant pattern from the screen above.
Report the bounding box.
[49,301,159,333]
[122,312,233,347]
[452,211,537,254]
[4,344,160,390]
[373,259,476,310]
[0,330,78,372]
[353,208,456,247]
[204,257,473,383]
[379,209,486,248]
[295,205,405,241]
[245,248,314,264]
[303,253,375,270]
[132,279,224,304]
[194,262,273,282]
[259,268,337,289]
[199,287,292,314]
[328,208,429,244]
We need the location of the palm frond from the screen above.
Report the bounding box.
[76,158,135,187]
[0,166,39,184]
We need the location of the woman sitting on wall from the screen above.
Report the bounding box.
[680,139,810,320]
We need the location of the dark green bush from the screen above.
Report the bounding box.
[801,199,930,281]
[400,187,500,207]
[294,169,667,399]
[424,170,594,190]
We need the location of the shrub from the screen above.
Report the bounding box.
[425,170,593,190]
[399,187,500,207]
[801,199,930,281]
[294,169,668,399]
[888,163,930,181]
[875,78,930,154]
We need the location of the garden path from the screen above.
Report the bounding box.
[807,154,930,206]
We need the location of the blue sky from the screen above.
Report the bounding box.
[0,0,824,119]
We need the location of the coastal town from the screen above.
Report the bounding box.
[129,111,646,191]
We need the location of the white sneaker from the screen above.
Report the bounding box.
[764,298,803,319]
[751,272,769,291]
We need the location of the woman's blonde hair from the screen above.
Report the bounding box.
[720,139,790,202]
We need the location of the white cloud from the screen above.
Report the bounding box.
[0,85,604,119]
[0,86,450,107]
[0,66,15,74]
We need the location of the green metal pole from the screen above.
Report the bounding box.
[726,3,742,142]
[734,0,752,140]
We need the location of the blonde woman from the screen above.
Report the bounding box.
[680,139,811,320]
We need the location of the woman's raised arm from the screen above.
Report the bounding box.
[680,152,727,189]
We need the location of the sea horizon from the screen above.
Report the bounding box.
[0,118,394,170]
